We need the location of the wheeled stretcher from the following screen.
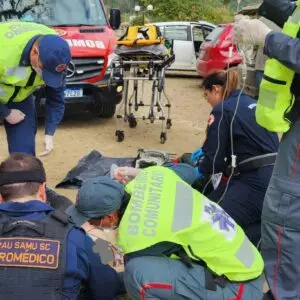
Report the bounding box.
[109,25,175,144]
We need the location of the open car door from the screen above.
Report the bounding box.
[163,24,194,70]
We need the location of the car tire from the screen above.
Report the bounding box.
[97,102,116,118]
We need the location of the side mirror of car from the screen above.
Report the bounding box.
[110,9,121,30]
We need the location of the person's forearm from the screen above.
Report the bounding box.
[45,86,65,135]
[264,31,300,73]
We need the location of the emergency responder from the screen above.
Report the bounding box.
[66,177,125,273]
[190,69,279,245]
[73,164,264,299]
[234,0,300,298]
[0,21,71,156]
[0,153,123,299]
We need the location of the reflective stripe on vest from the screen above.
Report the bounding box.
[172,182,193,232]
[235,236,255,269]
[118,166,264,281]
[257,3,300,132]
[291,4,300,22]
[0,87,6,97]
[6,67,28,80]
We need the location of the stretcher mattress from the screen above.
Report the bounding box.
[116,44,169,58]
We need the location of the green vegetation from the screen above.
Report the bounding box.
[139,0,234,24]
[103,0,260,25]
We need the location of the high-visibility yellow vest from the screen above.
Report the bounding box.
[0,21,57,103]
[257,2,300,132]
[117,166,264,282]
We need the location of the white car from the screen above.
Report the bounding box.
[152,21,216,71]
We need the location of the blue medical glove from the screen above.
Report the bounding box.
[191,148,203,164]
[194,166,204,180]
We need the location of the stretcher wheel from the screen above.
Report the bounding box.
[166,119,172,129]
[115,130,125,142]
[129,115,137,128]
[160,132,167,144]
[150,115,155,123]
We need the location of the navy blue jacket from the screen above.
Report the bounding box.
[0,200,122,300]
[0,35,64,136]
[198,90,279,175]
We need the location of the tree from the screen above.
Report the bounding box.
[0,0,50,22]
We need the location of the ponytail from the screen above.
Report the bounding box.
[202,69,239,99]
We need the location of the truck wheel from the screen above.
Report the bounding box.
[97,103,116,118]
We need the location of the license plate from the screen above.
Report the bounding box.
[64,88,83,98]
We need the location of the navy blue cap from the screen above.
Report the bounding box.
[66,176,124,226]
[39,35,71,88]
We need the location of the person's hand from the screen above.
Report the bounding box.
[234,16,271,46]
[4,109,25,125]
[191,148,203,164]
[194,166,204,180]
[113,167,140,184]
[39,135,53,157]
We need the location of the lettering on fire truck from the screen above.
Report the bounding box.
[66,39,105,49]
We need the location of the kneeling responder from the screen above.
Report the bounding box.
[190,70,279,245]
[0,153,122,299]
[75,164,264,299]
[66,177,126,273]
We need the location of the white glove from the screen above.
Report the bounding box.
[234,16,272,47]
[113,167,141,184]
[39,135,53,157]
[5,109,25,125]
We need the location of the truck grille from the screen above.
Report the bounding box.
[66,57,105,82]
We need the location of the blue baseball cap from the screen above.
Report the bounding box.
[66,176,125,226]
[39,35,71,88]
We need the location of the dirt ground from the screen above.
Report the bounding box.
[0,75,211,202]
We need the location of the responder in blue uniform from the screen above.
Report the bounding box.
[235,1,300,298]
[0,153,123,299]
[0,22,71,156]
[191,70,279,245]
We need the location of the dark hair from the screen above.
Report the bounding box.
[202,69,239,99]
[0,153,45,201]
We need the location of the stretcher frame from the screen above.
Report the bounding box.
[109,51,175,144]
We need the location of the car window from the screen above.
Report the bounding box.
[192,26,204,42]
[0,0,107,26]
[205,26,224,43]
[164,25,188,41]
